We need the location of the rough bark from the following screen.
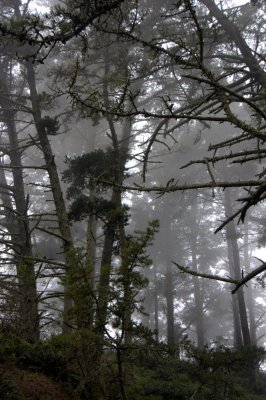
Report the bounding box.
[190,236,205,349]
[227,248,243,347]
[192,278,205,348]
[154,266,159,342]
[162,212,176,349]
[224,189,251,348]
[0,68,39,341]
[85,212,97,328]
[165,260,175,347]
[243,222,257,346]
[26,62,74,331]
[94,206,116,336]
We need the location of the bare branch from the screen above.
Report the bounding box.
[173,261,238,285]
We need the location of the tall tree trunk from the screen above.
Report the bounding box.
[95,44,147,399]
[85,212,97,328]
[165,260,175,347]
[162,212,175,349]
[0,70,39,342]
[154,266,159,342]
[26,62,74,331]
[224,189,251,348]
[190,239,205,349]
[94,198,116,336]
[228,251,243,348]
[243,222,257,346]
[186,193,205,349]
[141,287,152,328]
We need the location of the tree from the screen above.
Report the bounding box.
[0,54,39,341]
[94,0,265,230]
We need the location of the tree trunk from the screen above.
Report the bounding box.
[187,193,205,349]
[154,266,159,342]
[94,209,116,336]
[0,70,39,342]
[200,0,266,89]
[165,260,175,347]
[243,222,257,346]
[94,44,146,398]
[224,189,251,348]
[190,238,205,349]
[228,253,243,347]
[26,62,74,331]
[85,212,97,328]
[162,211,176,349]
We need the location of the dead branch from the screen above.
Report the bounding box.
[173,258,266,295]
[173,261,238,285]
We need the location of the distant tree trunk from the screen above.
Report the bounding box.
[246,286,257,346]
[85,212,97,328]
[193,276,205,348]
[243,222,257,346]
[228,252,243,347]
[165,260,175,347]
[161,211,175,349]
[224,189,251,348]
[186,193,205,349]
[141,287,152,328]
[154,267,159,342]
[190,239,205,349]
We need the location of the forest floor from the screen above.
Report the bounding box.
[0,360,71,400]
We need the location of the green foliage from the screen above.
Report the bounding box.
[0,332,71,382]
[0,370,19,399]
[111,220,159,329]
[0,331,265,399]
[180,343,266,400]
[122,220,160,269]
[128,342,266,400]
[39,115,60,135]
[0,333,32,362]
[63,149,116,197]
[133,368,194,400]
[63,248,96,328]
[68,194,117,222]
[62,149,129,224]
[49,330,107,399]
[7,13,44,48]
[131,348,197,400]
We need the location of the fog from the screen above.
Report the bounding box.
[0,0,265,398]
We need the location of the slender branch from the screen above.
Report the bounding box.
[173,258,266,295]
[181,150,266,169]
[173,261,238,285]
[93,178,265,193]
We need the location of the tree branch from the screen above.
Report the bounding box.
[173,258,266,295]
[172,261,238,285]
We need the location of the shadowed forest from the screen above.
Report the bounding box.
[0,0,265,398]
